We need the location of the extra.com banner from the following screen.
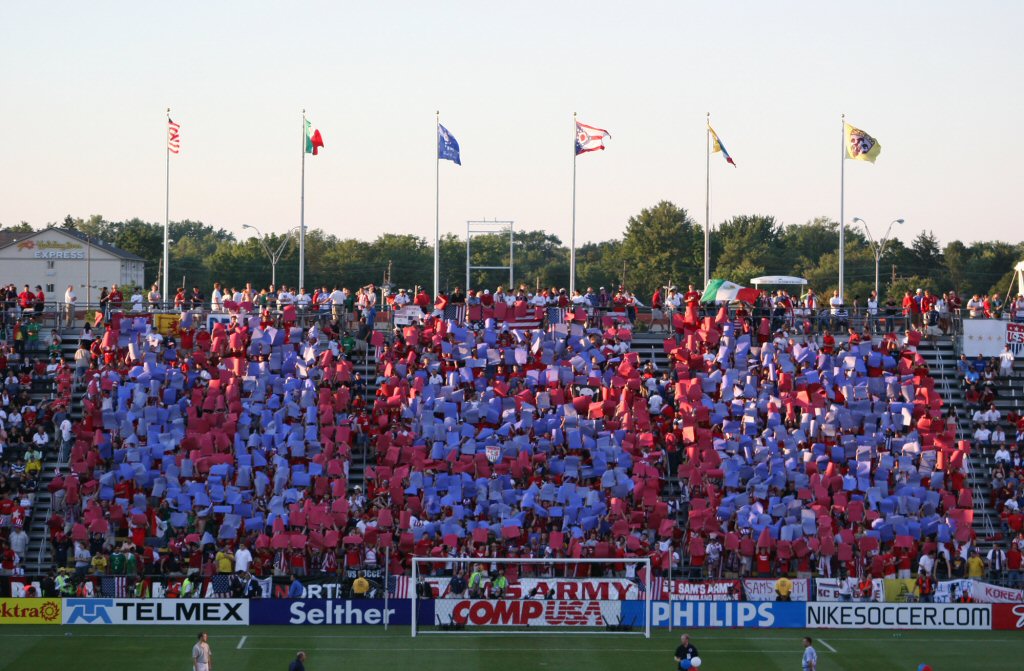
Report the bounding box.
[250,599,415,625]
[623,600,806,628]
[62,598,248,625]
[0,598,62,625]
[806,603,991,629]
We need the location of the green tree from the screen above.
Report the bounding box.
[620,201,701,299]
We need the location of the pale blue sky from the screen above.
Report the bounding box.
[1,1,1020,248]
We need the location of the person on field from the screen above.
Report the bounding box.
[193,631,212,671]
[802,637,817,671]
[674,634,699,668]
[289,651,306,671]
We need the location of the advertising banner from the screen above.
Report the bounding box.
[0,598,62,625]
[806,603,991,629]
[659,580,741,601]
[420,577,641,601]
[622,600,806,628]
[742,578,811,601]
[250,599,414,625]
[62,598,248,625]
[433,599,618,627]
[992,604,1024,630]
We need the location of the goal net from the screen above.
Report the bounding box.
[411,556,652,637]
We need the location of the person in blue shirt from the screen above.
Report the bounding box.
[287,574,304,598]
[802,637,817,671]
[288,651,306,671]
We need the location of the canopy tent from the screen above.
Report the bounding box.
[750,275,808,287]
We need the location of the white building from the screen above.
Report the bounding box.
[0,227,146,305]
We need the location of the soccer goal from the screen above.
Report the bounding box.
[411,556,652,638]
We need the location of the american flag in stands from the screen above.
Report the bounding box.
[388,575,410,599]
[545,308,565,325]
[101,576,129,598]
[211,574,233,595]
[443,305,467,322]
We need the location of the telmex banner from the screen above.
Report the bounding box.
[62,599,248,625]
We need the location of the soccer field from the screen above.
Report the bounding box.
[1,626,1021,671]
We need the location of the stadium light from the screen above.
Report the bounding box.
[853,216,904,298]
[243,224,299,288]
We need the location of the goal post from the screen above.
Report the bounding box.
[411,556,652,638]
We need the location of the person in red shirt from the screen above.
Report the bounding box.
[902,291,921,327]
[18,285,33,310]
[1005,544,1022,586]
[684,284,701,307]
[108,284,123,310]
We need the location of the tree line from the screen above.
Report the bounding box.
[2,204,1019,303]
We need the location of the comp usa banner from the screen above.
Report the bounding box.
[62,598,248,625]
[250,599,415,625]
[623,600,807,628]
[433,599,619,627]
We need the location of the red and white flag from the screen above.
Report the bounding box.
[575,120,610,155]
[167,118,180,154]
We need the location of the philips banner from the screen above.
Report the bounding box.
[63,598,248,625]
[806,603,991,629]
[250,599,415,625]
[622,601,806,628]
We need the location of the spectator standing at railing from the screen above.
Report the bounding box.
[210,283,224,311]
[63,285,76,325]
[109,284,124,312]
[148,284,162,310]
[966,294,983,318]
[130,287,144,312]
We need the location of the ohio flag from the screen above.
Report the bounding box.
[575,120,610,155]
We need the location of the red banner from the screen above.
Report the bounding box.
[992,604,1024,630]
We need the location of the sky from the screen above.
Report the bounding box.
[1,1,1021,250]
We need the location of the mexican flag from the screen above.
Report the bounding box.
[305,118,324,155]
[701,279,759,304]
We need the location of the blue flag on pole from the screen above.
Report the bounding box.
[438,123,461,165]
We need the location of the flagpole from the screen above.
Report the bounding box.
[570,112,577,296]
[839,113,845,302]
[163,108,171,308]
[704,112,710,289]
[299,109,306,292]
[434,111,440,300]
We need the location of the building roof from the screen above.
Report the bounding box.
[0,226,146,262]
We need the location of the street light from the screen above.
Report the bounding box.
[853,216,904,298]
[242,224,299,288]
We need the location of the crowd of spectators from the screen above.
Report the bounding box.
[0,275,1014,599]
[1,291,73,577]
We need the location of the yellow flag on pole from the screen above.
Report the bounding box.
[844,122,881,162]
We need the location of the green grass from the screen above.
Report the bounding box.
[0,626,1021,670]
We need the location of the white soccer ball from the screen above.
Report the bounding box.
[690,657,702,668]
